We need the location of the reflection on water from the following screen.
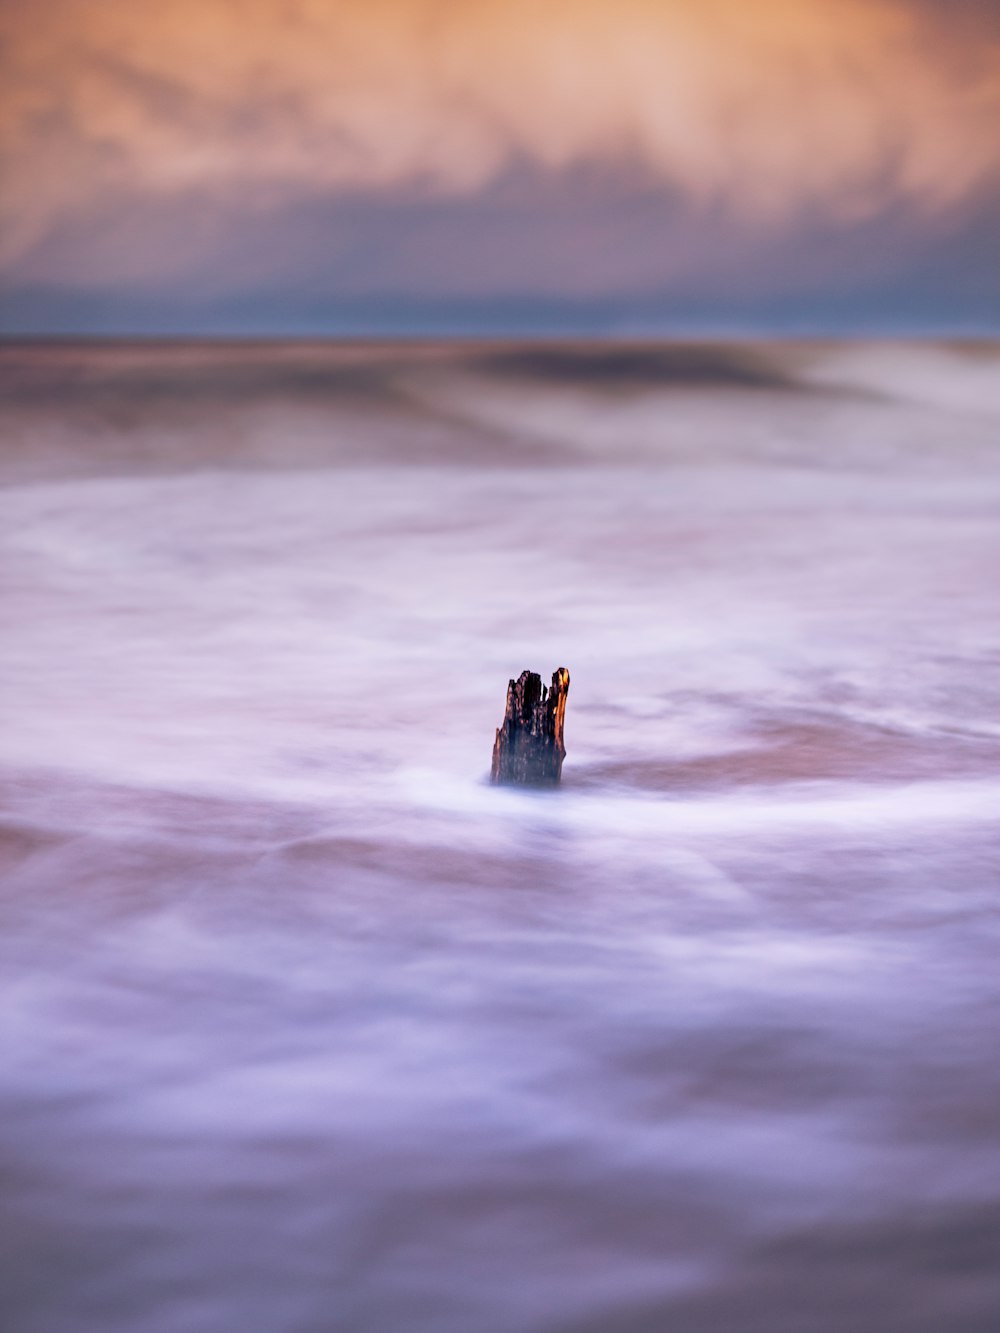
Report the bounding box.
[1,341,999,1332]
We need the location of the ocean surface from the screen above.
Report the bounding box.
[1,340,999,1332]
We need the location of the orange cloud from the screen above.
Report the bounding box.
[1,0,998,269]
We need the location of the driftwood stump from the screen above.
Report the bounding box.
[491,668,570,786]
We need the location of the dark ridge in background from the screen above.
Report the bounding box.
[0,341,800,406]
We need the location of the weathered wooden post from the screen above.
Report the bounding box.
[491,667,570,786]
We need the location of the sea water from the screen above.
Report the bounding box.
[1,341,999,1332]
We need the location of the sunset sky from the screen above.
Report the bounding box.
[2,0,998,334]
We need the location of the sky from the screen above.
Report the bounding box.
[1,0,998,336]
